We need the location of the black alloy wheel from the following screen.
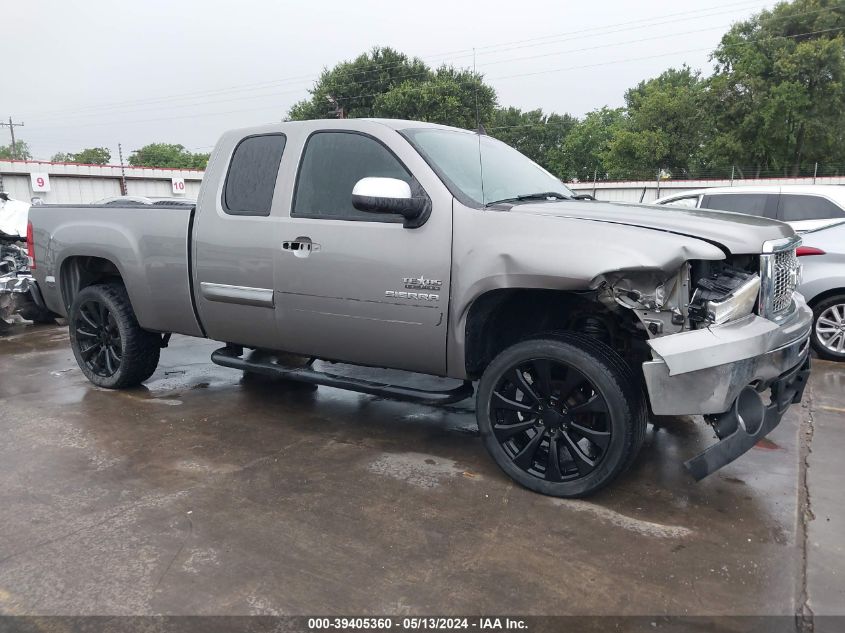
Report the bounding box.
[69,283,161,388]
[74,299,122,377]
[476,334,644,497]
[490,358,611,482]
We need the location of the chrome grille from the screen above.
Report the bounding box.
[771,249,799,313]
[760,237,801,320]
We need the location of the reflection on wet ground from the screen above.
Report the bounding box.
[0,324,842,616]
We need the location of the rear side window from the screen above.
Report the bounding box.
[223,134,286,216]
[662,196,698,208]
[293,131,411,221]
[700,193,776,218]
[778,194,845,222]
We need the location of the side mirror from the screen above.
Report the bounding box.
[351,177,427,222]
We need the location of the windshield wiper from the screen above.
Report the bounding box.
[485,192,571,207]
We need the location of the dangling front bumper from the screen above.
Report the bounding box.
[641,293,813,479]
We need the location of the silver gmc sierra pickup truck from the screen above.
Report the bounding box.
[27,119,812,497]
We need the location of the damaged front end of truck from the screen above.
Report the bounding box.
[593,236,811,479]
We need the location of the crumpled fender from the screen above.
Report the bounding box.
[447,206,726,378]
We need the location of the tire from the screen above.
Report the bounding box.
[810,293,845,361]
[476,333,646,498]
[69,282,161,388]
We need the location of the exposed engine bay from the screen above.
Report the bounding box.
[594,254,764,340]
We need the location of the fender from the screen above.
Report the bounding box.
[446,206,726,378]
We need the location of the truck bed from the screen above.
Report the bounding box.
[29,204,204,337]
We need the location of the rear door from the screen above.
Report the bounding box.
[273,129,453,375]
[193,133,287,348]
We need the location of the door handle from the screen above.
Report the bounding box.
[282,237,321,258]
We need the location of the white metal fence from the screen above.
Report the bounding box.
[5,159,845,207]
[0,160,203,204]
[567,175,845,204]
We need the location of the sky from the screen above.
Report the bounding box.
[2,0,775,162]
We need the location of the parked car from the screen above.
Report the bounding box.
[93,195,196,207]
[28,119,811,498]
[654,184,845,232]
[796,220,845,361]
[0,192,54,328]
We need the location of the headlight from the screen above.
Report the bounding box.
[692,274,760,325]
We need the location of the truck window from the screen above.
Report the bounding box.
[661,196,698,208]
[778,194,845,221]
[223,134,286,216]
[700,193,776,218]
[293,131,411,221]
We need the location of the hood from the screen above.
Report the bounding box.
[510,199,793,254]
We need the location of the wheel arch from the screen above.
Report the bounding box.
[806,286,845,309]
[461,287,639,379]
[60,255,128,314]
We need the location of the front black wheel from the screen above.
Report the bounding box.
[69,283,161,388]
[476,334,645,498]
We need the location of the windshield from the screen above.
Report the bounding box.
[403,128,573,207]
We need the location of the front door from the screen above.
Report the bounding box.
[274,130,452,375]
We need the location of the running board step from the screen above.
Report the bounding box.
[211,346,473,405]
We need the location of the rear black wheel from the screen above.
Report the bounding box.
[477,334,644,497]
[69,283,160,388]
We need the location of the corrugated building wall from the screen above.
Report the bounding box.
[0,160,203,204]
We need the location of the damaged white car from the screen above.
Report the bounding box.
[0,192,54,329]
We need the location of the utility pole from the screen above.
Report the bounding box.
[118,143,128,195]
[0,117,25,159]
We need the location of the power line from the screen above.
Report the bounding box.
[30,1,838,131]
[24,0,768,122]
[25,23,845,135]
[490,25,845,81]
[0,117,25,158]
[29,18,739,126]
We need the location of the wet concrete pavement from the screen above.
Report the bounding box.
[0,324,842,619]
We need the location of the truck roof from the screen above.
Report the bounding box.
[218,118,471,144]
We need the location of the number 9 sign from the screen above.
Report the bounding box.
[30,172,51,193]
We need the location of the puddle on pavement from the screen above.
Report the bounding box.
[367,452,480,489]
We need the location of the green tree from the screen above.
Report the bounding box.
[287,47,498,129]
[288,47,431,120]
[373,66,497,129]
[51,147,111,164]
[128,143,207,169]
[604,66,706,179]
[489,108,576,174]
[706,0,845,176]
[552,107,624,181]
[189,152,211,169]
[0,140,32,160]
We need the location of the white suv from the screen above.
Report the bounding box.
[653,184,845,232]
